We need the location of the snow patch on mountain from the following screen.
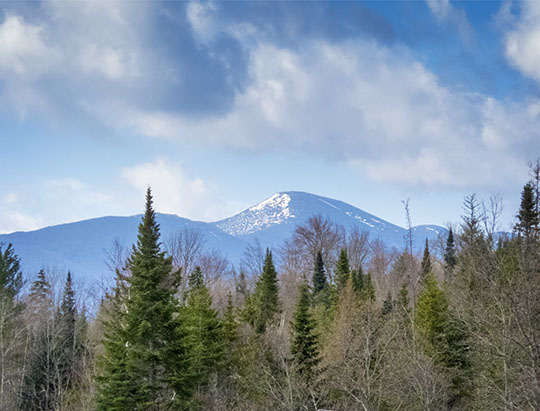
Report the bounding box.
[216,193,296,236]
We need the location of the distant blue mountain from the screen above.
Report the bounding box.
[0,191,447,283]
[214,192,446,249]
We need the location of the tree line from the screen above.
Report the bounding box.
[0,163,539,410]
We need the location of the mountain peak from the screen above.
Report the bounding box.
[217,192,297,236]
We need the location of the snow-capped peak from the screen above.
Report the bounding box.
[249,193,291,212]
[216,193,295,236]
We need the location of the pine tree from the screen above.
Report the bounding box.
[397,282,409,311]
[57,271,77,392]
[96,276,131,410]
[461,194,483,250]
[182,273,224,402]
[28,269,52,318]
[415,273,470,404]
[97,188,183,410]
[21,270,55,411]
[188,266,204,290]
[362,273,375,301]
[312,251,328,295]
[515,182,539,239]
[351,266,364,294]
[0,242,23,299]
[222,292,238,346]
[444,228,457,273]
[420,239,432,284]
[290,283,320,383]
[252,249,280,334]
[382,292,393,315]
[335,248,350,290]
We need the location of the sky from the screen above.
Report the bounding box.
[1,0,540,234]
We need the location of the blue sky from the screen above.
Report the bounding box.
[1,0,540,234]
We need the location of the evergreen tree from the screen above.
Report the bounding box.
[235,270,248,298]
[444,228,457,273]
[515,182,539,239]
[97,188,183,410]
[382,292,393,315]
[188,266,204,290]
[351,267,364,295]
[415,273,470,405]
[461,194,483,249]
[57,271,77,391]
[182,274,224,403]
[362,273,376,301]
[397,282,409,311]
[420,239,432,284]
[20,270,56,411]
[290,283,320,383]
[251,249,280,333]
[0,242,23,299]
[28,269,52,317]
[335,248,351,290]
[222,292,238,346]
[96,275,131,410]
[312,251,328,294]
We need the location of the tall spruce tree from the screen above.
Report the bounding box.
[312,251,328,295]
[415,273,470,405]
[351,266,364,294]
[182,271,224,403]
[444,228,457,273]
[21,270,55,411]
[252,249,280,333]
[188,266,204,290]
[420,239,432,284]
[515,182,539,239]
[290,283,320,383]
[97,188,182,410]
[335,248,351,290]
[57,271,77,392]
[0,242,23,299]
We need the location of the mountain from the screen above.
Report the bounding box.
[0,214,246,285]
[0,191,447,284]
[214,192,446,249]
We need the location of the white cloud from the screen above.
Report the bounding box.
[0,161,235,233]
[121,158,229,221]
[0,15,55,78]
[505,0,540,85]
[425,0,474,44]
[186,1,219,45]
[93,39,538,189]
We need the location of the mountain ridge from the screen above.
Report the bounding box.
[0,191,448,283]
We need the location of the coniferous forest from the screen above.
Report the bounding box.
[1,165,540,410]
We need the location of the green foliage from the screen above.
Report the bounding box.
[290,283,320,383]
[461,194,484,250]
[444,228,457,273]
[416,273,470,403]
[222,292,238,346]
[515,182,539,239]
[351,267,363,293]
[420,239,432,284]
[97,188,183,410]
[382,292,393,315]
[397,282,409,307]
[250,249,280,333]
[57,272,78,389]
[362,273,375,301]
[188,266,204,290]
[335,248,350,290]
[0,242,23,299]
[182,275,225,402]
[312,251,328,294]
